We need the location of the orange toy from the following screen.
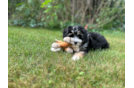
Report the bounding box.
[55,40,72,51]
[51,37,80,53]
[51,37,73,52]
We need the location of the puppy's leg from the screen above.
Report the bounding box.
[72,51,85,61]
[65,47,73,54]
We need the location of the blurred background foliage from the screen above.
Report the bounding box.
[8,0,125,31]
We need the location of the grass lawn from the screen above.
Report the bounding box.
[8,26,125,88]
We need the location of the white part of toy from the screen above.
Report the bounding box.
[66,47,73,53]
[51,47,61,52]
[51,42,61,52]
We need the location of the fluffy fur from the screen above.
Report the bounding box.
[63,26,109,60]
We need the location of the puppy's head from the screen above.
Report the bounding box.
[63,26,88,46]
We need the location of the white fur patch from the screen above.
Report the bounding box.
[71,36,82,46]
[71,30,74,33]
[73,36,82,43]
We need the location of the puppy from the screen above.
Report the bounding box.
[63,26,109,61]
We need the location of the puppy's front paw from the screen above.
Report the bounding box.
[71,52,84,61]
[72,55,80,61]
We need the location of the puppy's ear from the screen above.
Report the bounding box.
[63,26,72,38]
[78,26,87,34]
[78,26,88,42]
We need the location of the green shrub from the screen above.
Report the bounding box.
[10,0,44,28]
[8,0,125,31]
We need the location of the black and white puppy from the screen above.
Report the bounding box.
[63,26,109,61]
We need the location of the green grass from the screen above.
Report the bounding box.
[8,26,125,88]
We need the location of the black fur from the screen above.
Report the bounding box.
[63,26,109,54]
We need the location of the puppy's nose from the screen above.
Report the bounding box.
[74,42,77,45]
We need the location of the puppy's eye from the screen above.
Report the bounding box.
[78,35,82,39]
[69,34,74,37]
